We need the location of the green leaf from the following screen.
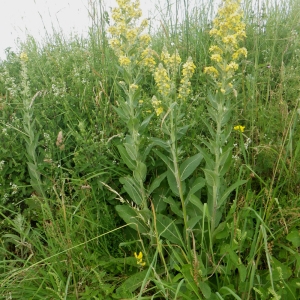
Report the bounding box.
[201,117,216,139]
[115,205,149,233]
[148,171,167,195]
[117,145,136,170]
[213,222,229,239]
[176,125,190,140]
[188,194,204,213]
[156,214,183,245]
[180,153,203,181]
[120,176,143,205]
[149,137,170,151]
[124,143,138,161]
[133,161,147,182]
[163,196,183,218]
[286,230,300,248]
[203,168,219,188]
[181,264,202,297]
[199,281,211,299]
[116,269,148,295]
[166,169,186,196]
[218,180,247,208]
[187,216,202,230]
[220,146,233,177]
[167,169,179,196]
[187,177,206,204]
[237,263,247,282]
[194,144,214,169]
[267,257,292,281]
[140,113,153,133]
[153,149,174,172]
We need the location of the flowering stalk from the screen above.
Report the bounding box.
[202,0,247,234]
[152,47,196,245]
[20,53,45,198]
[108,0,156,210]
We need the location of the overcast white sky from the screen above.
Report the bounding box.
[0,0,161,60]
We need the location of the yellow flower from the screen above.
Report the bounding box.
[140,34,151,45]
[154,64,172,97]
[155,106,164,116]
[204,0,247,85]
[225,61,239,72]
[151,96,164,116]
[204,66,219,78]
[211,54,222,63]
[119,55,131,66]
[234,125,245,132]
[20,52,28,62]
[140,48,156,71]
[178,57,195,100]
[134,251,146,267]
[130,84,139,90]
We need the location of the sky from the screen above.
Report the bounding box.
[0,0,159,60]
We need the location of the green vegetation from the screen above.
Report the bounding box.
[1,0,300,298]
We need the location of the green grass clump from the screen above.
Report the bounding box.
[1,0,300,299]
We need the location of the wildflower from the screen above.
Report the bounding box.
[204,66,219,78]
[178,57,196,100]
[119,55,131,66]
[151,96,164,116]
[161,47,181,71]
[232,47,247,59]
[211,54,222,63]
[134,251,146,267]
[233,125,245,132]
[225,61,239,72]
[20,52,28,62]
[204,0,247,89]
[126,28,138,41]
[108,0,152,69]
[140,34,151,45]
[140,48,157,71]
[129,84,139,91]
[154,64,171,97]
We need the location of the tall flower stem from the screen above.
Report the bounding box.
[169,108,190,245]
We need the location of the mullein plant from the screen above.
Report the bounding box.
[20,53,45,199]
[108,0,156,236]
[108,0,198,257]
[202,0,247,235]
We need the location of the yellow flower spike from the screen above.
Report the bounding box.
[20,52,28,62]
[234,125,245,132]
[119,55,131,66]
[211,54,222,63]
[154,64,171,97]
[204,66,219,78]
[205,0,247,85]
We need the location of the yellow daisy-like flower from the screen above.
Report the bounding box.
[233,125,245,132]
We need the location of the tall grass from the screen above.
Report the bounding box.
[0,0,300,299]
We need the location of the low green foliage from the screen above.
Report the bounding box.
[1,0,300,299]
